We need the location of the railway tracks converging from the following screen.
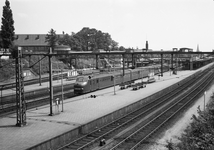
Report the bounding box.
[58,66,214,150]
[110,70,214,150]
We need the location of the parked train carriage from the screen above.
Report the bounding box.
[122,72,132,83]
[132,70,140,80]
[114,74,123,85]
[89,78,100,92]
[143,69,150,78]
[98,76,114,89]
[73,66,169,95]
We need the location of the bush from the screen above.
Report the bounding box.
[175,100,214,150]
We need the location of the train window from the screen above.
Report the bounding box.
[76,77,88,82]
[111,76,114,81]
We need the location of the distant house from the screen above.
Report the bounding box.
[23,68,37,79]
[13,34,71,54]
[179,47,193,52]
[54,44,71,54]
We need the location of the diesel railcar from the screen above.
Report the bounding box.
[73,66,168,95]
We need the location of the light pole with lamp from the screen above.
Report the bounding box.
[113,61,116,95]
[0,86,3,109]
[109,56,116,95]
[39,56,42,86]
[61,68,64,112]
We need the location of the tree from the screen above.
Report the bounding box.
[0,31,3,48]
[76,27,116,51]
[1,0,15,51]
[58,33,83,51]
[119,46,125,51]
[110,40,119,51]
[45,28,58,52]
[58,27,120,52]
[58,33,70,46]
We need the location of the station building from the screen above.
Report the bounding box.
[13,34,71,54]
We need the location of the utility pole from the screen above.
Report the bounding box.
[161,53,163,76]
[122,54,125,76]
[49,48,53,116]
[15,47,26,126]
[113,61,116,95]
[61,68,64,112]
[39,56,42,86]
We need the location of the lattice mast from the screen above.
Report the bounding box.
[15,47,26,126]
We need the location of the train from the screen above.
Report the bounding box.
[73,65,169,95]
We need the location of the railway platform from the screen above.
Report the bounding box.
[0,64,212,150]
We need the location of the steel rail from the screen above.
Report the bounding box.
[110,70,214,150]
[0,90,74,116]
[0,73,69,90]
[1,83,73,104]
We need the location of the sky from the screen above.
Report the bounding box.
[0,0,214,51]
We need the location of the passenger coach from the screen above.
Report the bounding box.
[73,66,169,95]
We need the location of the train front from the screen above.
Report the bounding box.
[73,76,88,94]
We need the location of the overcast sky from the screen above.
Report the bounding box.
[0,0,214,51]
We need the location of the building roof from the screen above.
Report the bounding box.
[14,34,64,47]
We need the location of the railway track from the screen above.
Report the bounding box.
[0,73,69,90]
[0,90,74,116]
[0,83,74,116]
[57,66,214,150]
[110,69,214,150]
[0,83,74,104]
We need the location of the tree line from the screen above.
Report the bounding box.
[46,27,126,52]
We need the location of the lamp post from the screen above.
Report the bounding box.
[141,68,144,82]
[39,56,42,86]
[113,62,116,95]
[87,34,89,51]
[57,60,59,82]
[61,68,64,112]
[128,69,132,82]
[176,54,178,74]
[0,86,3,109]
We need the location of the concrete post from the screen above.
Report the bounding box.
[49,48,53,116]
[161,53,163,76]
[122,54,125,76]
[171,53,173,69]
[96,54,98,69]
[132,54,134,68]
